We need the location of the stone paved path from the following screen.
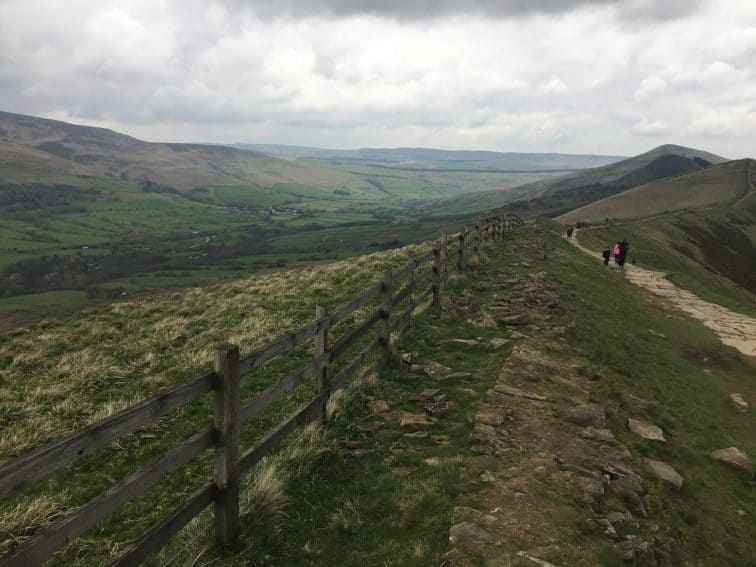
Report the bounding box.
[569,233,756,358]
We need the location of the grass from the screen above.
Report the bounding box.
[1,218,754,565]
[542,220,755,564]
[0,237,442,564]
[576,211,756,318]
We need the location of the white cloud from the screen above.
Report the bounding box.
[0,0,754,156]
[632,118,669,136]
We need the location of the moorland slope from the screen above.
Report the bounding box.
[427,144,727,217]
[0,111,355,190]
[567,159,756,302]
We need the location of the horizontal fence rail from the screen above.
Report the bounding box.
[0,213,523,566]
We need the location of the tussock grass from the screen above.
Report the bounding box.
[0,240,435,563]
[0,492,69,551]
[328,497,365,533]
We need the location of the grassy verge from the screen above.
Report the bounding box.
[548,220,756,564]
[576,217,756,318]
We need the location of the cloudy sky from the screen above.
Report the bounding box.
[1,0,755,157]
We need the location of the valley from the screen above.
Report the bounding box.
[0,111,624,324]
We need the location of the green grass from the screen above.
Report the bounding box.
[576,215,756,318]
[544,221,755,564]
[0,290,90,314]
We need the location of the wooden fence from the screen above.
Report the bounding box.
[0,214,522,566]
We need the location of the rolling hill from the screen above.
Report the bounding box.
[570,158,756,299]
[559,158,752,223]
[0,111,355,191]
[425,144,728,217]
[235,143,624,171]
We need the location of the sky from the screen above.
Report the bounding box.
[1,0,755,157]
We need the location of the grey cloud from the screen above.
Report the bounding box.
[217,0,705,21]
[223,0,617,19]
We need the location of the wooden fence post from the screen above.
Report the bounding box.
[407,253,416,328]
[432,241,441,306]
[474,218,481,258]
[380,271,393,364]
[213,345,240,546]
[314,305,329,424]
[458,229,467,273]
[440,234,448,293]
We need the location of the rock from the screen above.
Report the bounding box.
[368,400,390,413]
[612,475,645,497]
[492,384,547,401]
[450,339,481,346]
[628,418,666,442]
[452,506,496,525]
[422,360,452,377]
[409,364,424,374]
[400,412,434,428]
[489,338,510,349]
[480,470,496,482]
[496,313,531,325]
[475,407,506,426]
[616,540,635,561]
[607,511,634,526]
[516,551,558,566]
[416,388,440,399]
[401,351,419,365]
[645,459,684,488]
[582,426,617,445]
[711,447,754,476]
[566,404,606,427]
[424,401,450,414]
[432,435,450,443]
[577,477,605,502]
[448,522,494,547]
[556,458,599,479]
[444,371,473,380]
[424,456,442,467]
[598,518,618,540]
[404,431,429,438]
[728,394,749,412]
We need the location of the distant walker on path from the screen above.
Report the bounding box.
[617,239,630,269]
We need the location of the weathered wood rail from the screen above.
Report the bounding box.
[0,214,523,566]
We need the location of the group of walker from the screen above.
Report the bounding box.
[603,239,630,269]
[566,225,631,269]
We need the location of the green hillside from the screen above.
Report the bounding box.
[1,221,754,565]
[560,159,752,223]
[425,144,728,217]
[568,159,756,307]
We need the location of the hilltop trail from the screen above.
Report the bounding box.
[568,231,756,357]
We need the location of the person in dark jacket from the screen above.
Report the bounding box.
[602,246,611,266]
[617,239,629,269]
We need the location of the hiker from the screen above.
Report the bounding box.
[566,226,573,239]
[602,246,611,266]
[613,241,621,266]
[618,239,630,269]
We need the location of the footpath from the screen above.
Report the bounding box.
[237,219,754,566]
[568,231,756,358]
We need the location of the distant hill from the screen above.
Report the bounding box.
[573,158,756,296]
[425,144,728,217]
[235,143,625,171]
[0,111,353,191]
[559,159,752,223]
